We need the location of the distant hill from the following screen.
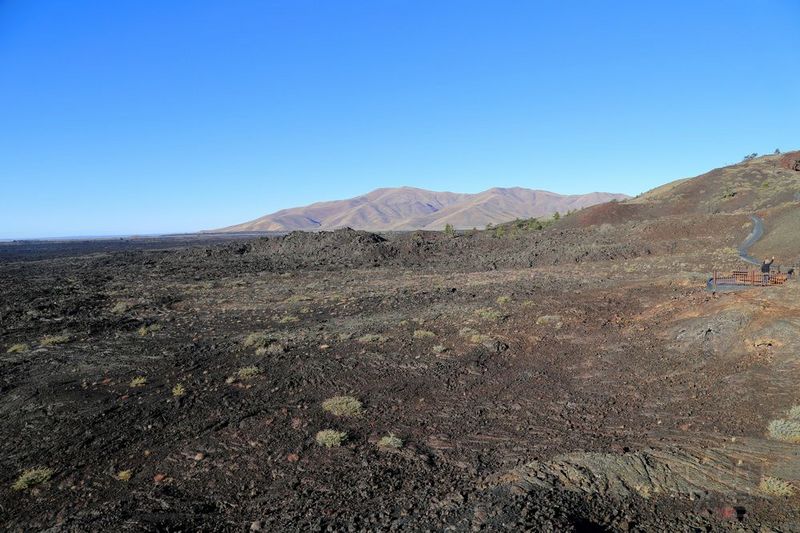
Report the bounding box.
[215,187,630,232]
[562,150,800,262]
[565,150,800,227]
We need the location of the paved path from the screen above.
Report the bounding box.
[738,215,764,266]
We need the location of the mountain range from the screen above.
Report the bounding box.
[216,187,630,232]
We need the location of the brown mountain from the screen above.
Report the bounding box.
[215,187,630,232]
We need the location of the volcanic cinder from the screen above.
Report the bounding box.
[2,152,800,531]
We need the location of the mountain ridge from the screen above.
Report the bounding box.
[215,186,630,232]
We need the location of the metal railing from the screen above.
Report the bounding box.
[711,270,788,288]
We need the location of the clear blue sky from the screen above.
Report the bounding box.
[1,1,798,238]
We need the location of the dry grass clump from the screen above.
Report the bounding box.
[256,343,285,356]
[767,418,800,443]
[496,295,511,305]
[377,433,403,449]
[458,327,491,344]
[459,327,477,338]
[172,383,186,397]
[111,301,132,314]
[129,376,147,388]
[322,396,363,417]
[236,366,261,380]
[316,429,347,448]
[474,308,502,321]
[787,405,800,420]
[413,330,435,339]
[12,467,53,491]
[137,324,162,337]
[536,315,563,328]
[116,469,133,481]
[7,343,30,354]
[40,334,70,346]
[278,314,299,324]
[244,332,271,349]
[358,333,388,344]
[759,476,794,497]
[432,345,447,354]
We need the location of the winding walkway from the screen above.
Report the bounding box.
[738,214,764,266]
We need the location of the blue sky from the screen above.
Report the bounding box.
[1,1,798,238]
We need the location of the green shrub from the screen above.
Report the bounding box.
[12,467,53,491]
[316,429,347,448]
[172,383,186,397]
[413,330,435,339]
[322,396,363,417]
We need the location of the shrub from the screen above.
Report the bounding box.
[536,315,563,328]
[256,342,285,356]
[278,314,299,324]
[7,343,29,354]
[236,366,261,380]
[129,376,147,388]
[475,308,502,320]
[137,324,162,337]
[759,476,794,497]
[767,419,800,443]
[172,383,186,397]
[12,467,53,491]
[322,396,363,417]
[496,295,511,305]
[459,327,491,344]
[117,470,132,481]
[244,332,271,349]
[787,405,800,420]
[459,327,477,337]
[316,429,347,448]
[413,330,435,339]
[432,345,447,354]
[111,301,131,314]
[444,223,455,237]
[40,334,70,346]
[378,433,403,449]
